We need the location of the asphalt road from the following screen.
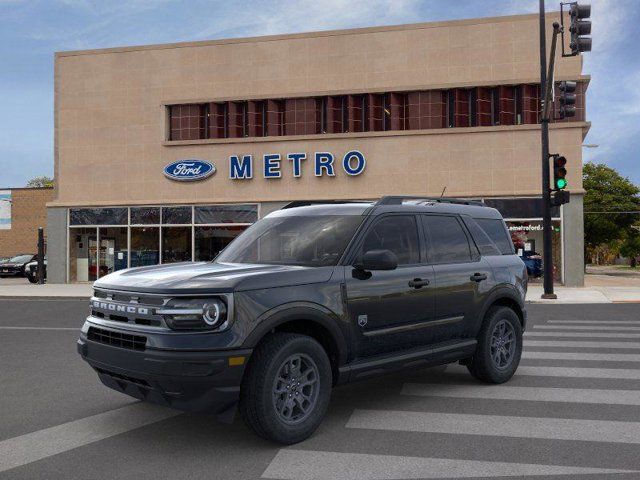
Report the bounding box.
[1,300,640,479]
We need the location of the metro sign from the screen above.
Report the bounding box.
[229,150,366,179]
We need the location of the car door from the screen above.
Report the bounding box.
[421,214,493,342]
[344,214,436,357]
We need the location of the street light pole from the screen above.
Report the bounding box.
[539,0,557,299]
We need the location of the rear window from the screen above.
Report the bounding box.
[462,218,501,256]
[475,218,514,255]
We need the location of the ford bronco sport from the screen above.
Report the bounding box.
[78,196,527,444]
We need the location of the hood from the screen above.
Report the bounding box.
[93,261,335,295]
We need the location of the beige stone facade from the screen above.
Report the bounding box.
[52,13,588,208]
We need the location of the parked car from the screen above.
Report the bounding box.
[520,251,543,278]
[25,257,47,283]
[78,196,528,444]
[0,254,36,278]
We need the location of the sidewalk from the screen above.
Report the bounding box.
[0,282,92,298]
[526,285,640,303]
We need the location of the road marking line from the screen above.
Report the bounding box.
[525,340,640,349]
[523,351,640,362]
[526,331,640,339]
[402,383,640,405]
[0,403,180,473]
[0,326,78,331]
[548,320,640,325]
[346,409,640,444]
[533,325,640,331]
[446,364,640,380]
[262,449,636,479]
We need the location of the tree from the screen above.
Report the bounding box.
[26,176,54,188]
[620,231,640,268]
[583,163,640,251]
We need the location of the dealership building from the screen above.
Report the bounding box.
[47,12,589,285]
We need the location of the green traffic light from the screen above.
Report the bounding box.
[556,178,567,189]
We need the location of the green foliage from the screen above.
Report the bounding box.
[583,163,640,249]
[26,176,54,188]
[620,231,640,267]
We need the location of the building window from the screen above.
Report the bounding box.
[169,104,205,141]
[69,208,127,226]
[131,227,159,267]
[130,207,160,225]
[162,206,192,224]
[166,81,585,141]
[195,204,258,224]
[195,226,245,261]
[162,226,192,263]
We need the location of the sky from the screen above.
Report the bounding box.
[0,0,638,187]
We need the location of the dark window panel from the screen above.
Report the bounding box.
[326,96,345,133]
[476,87,493,126]
[522,84,540,124]
[284,98,318,135]
[130,207,160,225]
[195,204,258,224]
[266,99,284,136]
[208,102,227,139]
[367,93,385,131]
[484,198,560,219]
[469,88,477,127]
[453,89,470,127]
[169,104,205,141]
[407,91,446,130]
[497,85,516,126]
[246,100,265,137]
[69,208,128,226]
[162,227,192,263]
[515,85,523,125]
[162,206,192,225]
[346,94,365,132]
[227,101,246,138]
[387,92,407,131]
[195,226,246,261]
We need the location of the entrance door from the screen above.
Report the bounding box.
[344,215,436,357]
[87,237,98,281]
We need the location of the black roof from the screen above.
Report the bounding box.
[274,196,504,219]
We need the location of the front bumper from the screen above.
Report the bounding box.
[77,327,251,415]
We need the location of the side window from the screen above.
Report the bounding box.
[462,217,501,256]
[475,218,514,255]
[360,215,420,265]
[422,215,472,264]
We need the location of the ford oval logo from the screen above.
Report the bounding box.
[164,160,215,181]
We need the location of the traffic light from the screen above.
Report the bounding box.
[558,80,577,118]
[551,154,568,190]
[551,190,571,207]
[569,3,592,55]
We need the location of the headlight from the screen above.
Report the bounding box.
[158,297,229,331]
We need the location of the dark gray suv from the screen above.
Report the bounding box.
[78,196,527,444]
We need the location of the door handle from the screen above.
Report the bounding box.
[470,273,488,282]
[408,278,430,289]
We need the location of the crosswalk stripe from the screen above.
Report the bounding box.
[525,340,640,349]
[548,320,640,325]
[526,331,640,339]
[522,351,640,362]
[446,364,640,380]
[0,403,180,473]
[346,409,640,444]
[261,449,636,479]
[401,383,640,405]
[533,325,640,331]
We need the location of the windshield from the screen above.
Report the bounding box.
[9,255,33,263]
[216,215,364,267]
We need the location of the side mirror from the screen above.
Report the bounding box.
[355,249,398,271]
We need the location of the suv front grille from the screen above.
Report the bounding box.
[87,326,146,351]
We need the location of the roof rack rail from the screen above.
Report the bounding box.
[281,199,372,209]
[376,196,485,207]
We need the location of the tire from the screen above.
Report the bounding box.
[27,274,37,284]
[239,332,332,444]
[467,306,522,384]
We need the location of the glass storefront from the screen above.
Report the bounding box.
[67,204,257,282]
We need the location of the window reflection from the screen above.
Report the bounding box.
[131,227,159,267]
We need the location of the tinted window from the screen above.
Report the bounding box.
[422,215,471,263]
[130,207,160,225]
[462,217,501,256]
[162,206,192,224]
[361,216,419,265]
[216,215,363,267]
[476,218,514,255]
[69,208,127,226]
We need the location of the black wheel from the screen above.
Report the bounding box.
[27,274,37,284]
[467,306,522,383]
[239,332,332,444]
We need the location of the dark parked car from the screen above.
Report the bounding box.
[78,196,527,444]
[520,251,543,278]
[0,254,36,277]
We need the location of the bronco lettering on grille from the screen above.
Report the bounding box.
[92,300,149,315]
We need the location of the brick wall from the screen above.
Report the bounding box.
[0,188,54,257]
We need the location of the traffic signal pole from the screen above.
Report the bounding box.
[539,0,558,299]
